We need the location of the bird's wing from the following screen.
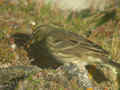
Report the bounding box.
[44,29,111,64]
[46,30,109,55]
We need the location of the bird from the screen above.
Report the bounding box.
[31,24,120,71]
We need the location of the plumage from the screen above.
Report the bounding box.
[32,25,111,66]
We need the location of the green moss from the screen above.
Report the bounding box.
[0,0,120,89]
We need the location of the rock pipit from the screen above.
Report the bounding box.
[31,24,120,73]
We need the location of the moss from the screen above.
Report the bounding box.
[0,0,119,89]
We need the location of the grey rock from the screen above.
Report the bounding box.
[44,0,115,11]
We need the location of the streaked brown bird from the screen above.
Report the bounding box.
[31,24,120,71]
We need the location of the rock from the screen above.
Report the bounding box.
[44,0,115,11]
[0,65,41,90]
[0,63,118,90]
